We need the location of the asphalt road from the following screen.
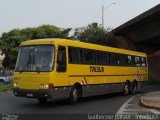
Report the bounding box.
[0,85,160,119]
[0,92,131,114]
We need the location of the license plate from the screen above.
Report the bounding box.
[26,93,33,97]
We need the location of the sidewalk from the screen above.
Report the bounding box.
[140,91,160,110]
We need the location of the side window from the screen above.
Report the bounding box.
[109,53,117,65]
[127,56,132,65]
[68,47,80,64]
[116,53,120,65]
[141,57,146,67]
[57,46,66,72]
[109,53,113,65]
[82,49,96,64]
[131,56,135,66]
[97,51,107,65]
[119,54,126,66]
[135,56,140,66]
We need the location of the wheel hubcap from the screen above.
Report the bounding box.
[73,89,78,101]
[125,84,129,94]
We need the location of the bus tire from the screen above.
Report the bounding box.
[130,81,137,94]
[123,82,130,95]
[38,98,47,103]
[68,87,79,104]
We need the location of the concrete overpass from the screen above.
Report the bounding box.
[113,4,160,79]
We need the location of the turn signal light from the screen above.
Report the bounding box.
[49,83,54,89]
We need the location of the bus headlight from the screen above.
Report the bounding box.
[40,84,49,89]
[13,82,19,88]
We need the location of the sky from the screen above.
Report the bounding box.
[0,0,160,36]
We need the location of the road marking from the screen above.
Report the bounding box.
[116,96,136,114]
[116,95,160,115]
[150,109,160,114]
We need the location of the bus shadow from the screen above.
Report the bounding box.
[78,92,132,103]
[32,92,134,107]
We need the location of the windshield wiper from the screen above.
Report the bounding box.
[28,53,35,70]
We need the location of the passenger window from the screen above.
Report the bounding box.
[141,57,146,67]
[135,57,140,66]
[119,54,126,66]
[97,51,107,65]
[57,46,66,72]
[68,47,80,64]
[131,56,135,66]
[82,49,96,64]
[109,53,114,65]
[127,56,132,65]
[116,54,120,65]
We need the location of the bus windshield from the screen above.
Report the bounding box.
[15,45,54,72]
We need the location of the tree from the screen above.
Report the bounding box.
[31,25,71,39]
[0,24,71,69]
[0,29,26,69]
[74,23,115,47]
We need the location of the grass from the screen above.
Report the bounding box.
[0,82,13,92]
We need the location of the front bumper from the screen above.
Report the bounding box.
[13,87,71,100]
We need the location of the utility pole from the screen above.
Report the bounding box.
[101,3,116,28]
[102,5,104,28]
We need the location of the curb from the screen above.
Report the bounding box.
[140,96,160,110]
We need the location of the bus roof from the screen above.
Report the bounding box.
[21,38,147,57]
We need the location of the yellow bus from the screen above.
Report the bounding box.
[13,38,148,103]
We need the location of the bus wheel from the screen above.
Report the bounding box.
[130,81,137,94]
[123,82,130,95]
[38,98,47,103]
[68,87,79,104]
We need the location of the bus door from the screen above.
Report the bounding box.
[56,45,68,86]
